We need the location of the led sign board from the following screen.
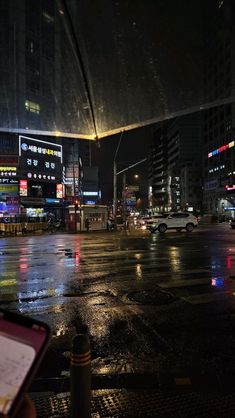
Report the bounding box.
[83,191,98,196]
[0,166,17,178]
[27,172,56,181]
[0,179,18,184]
[19,180,28,196]
[0,185,18,193]
[56,184,63,198]
[208,140,234,158]
[0,156,18,164]
[19,135,63,180]
[0,167,17,171]
[19,136,62,161]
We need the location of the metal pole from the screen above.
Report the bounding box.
[113,132,124,224]
[113,160,117,221]
[123,172,126,229]
[70,334,91,418]
[72,143,77,232]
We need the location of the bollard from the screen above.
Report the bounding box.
[70,334,91,418]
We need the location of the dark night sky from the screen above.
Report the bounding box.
[91,125,153,202]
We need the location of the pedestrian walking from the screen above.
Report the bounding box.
[107,218,111,231]
[85,217,90,232]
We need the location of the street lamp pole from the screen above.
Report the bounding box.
[114,157,147,226]
[113,132,124,221]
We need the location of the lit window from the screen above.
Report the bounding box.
[42,12,54,23]
[25,100,40,114]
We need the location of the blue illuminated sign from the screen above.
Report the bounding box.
[45,198,60,204]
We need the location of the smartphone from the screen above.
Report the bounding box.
[0,309,51,417]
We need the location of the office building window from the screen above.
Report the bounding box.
[25,100,40,114]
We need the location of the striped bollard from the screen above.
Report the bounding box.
[70,334,91,418]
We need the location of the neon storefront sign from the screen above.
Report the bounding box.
[208,140,234,158]
[225,185,235,191]
[19,135,62,162]
[19,179,28,196]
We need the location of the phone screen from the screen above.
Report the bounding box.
[0,315,48,415]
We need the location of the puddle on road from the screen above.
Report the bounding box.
[126,289,176,305]
[17,286,65,302]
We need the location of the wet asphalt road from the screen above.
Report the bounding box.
[1,224,235,388]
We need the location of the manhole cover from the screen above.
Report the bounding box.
[127,289,176,305]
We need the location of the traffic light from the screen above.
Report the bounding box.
[75,199,79,210]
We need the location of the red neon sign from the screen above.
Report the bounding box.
[19,179,28,196]
[56,184,63,198]
[225,185,235,191]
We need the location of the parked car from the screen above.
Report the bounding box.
[147,212,198,233]
[230,219,235,229]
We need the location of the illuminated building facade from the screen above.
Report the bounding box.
[203,0,235,215]
[0,134,64,218]
[149,113,202,213]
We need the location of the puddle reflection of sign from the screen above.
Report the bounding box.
[19,180,28,196]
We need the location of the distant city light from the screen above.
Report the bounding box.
[83,191,98,196]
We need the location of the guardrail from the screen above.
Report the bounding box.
[0,222,47,235]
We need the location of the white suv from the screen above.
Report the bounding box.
[147,212,198,233]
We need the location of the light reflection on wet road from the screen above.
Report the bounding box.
[1,224,235,380]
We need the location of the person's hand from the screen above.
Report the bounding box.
[0,394,36,418]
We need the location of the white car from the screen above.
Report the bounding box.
[144,214,168,229]
[135,216,151,229]
[136,214,166,229]
[147,212,198,233]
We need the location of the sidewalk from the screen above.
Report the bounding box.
[30,370,235,417]
[31,387,235,417]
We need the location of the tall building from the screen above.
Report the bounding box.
[149,113,202,213]
[148,126,169,212]
[203,0,235,216]
[0,1,99,217]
